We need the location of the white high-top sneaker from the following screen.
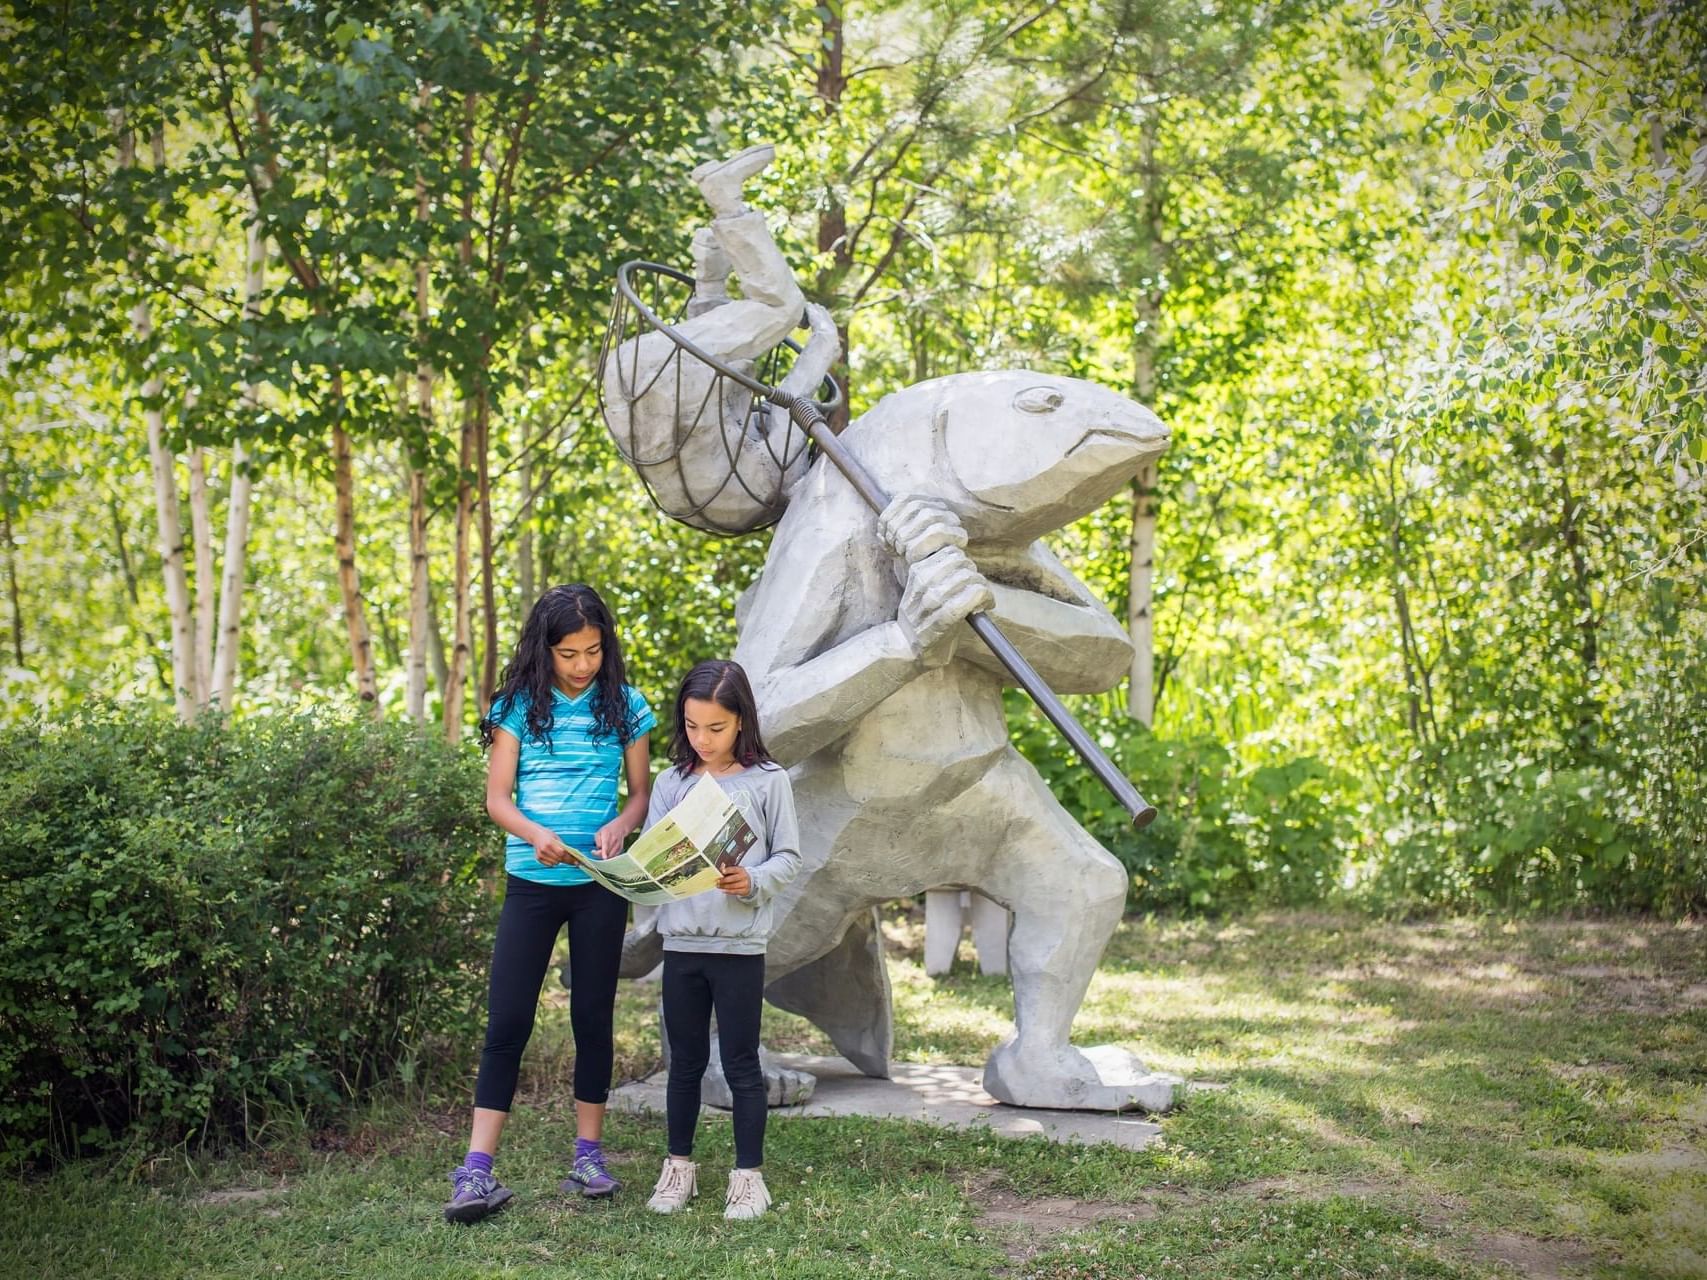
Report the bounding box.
[646,1157,698,1214]
[724,1167,772,1220]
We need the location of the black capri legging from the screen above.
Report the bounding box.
[473,874,628,1112]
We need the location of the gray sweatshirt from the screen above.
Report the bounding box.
[647,762,802,955]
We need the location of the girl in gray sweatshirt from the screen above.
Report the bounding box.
[643,660,800,1221]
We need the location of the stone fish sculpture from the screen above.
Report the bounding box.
[608,148,1179,1112]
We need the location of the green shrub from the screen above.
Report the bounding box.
[0,705,500,1162]
[1006,693,1357,912]
[1370,736,1707,916]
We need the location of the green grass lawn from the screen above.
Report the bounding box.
[5,911,1703,1279]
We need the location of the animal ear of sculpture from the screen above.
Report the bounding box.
[761,906,892,1079]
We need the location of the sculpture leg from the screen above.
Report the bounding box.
[763,906,893,1078]
[972,751,1179,1112]
[923,889,965,976]
[667,210,804,361]
[968,892,1010,976]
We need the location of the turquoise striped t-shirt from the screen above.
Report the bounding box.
[491,683,656,886]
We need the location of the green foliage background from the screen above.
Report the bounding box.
[1,0,1702,916]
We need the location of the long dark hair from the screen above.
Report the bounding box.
[668,660,776,774]
[481,584,632,750]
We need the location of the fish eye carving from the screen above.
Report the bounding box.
[1014,385,1065,414]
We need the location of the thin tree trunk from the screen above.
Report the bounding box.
[427,574,450,696]
[142,352,193,719]
[816,1,852,431]
[108,494,170,689]
[407,78,435,726]
[109,495,141,607]
[122,125,195,720]
[187,448,214,704]
[517,447,534,609]
[210,443,253,709]
[407,464,431,723]
[442,93,479,742]
[210,218,264,709]
[331,401,379,707]
[443,399,476,741]
[1126,463,1159,726]
[0,443,21,666]
[1126,102,1166,727]
[477,380,496,715]
[373,598,402,668]
[1379,453,1435,747]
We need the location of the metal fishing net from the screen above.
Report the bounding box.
[597,260,842,535]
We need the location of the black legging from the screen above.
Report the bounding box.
[662,950,766,1168]
[473,874,628,1112]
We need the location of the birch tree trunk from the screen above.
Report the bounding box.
[210,444,253,708]
[1126,102,1166,728]
[211,215,265,709]
[122,125,196,721]
[406,79,435,726]
[187,448,214,704]
[331,400,379,707]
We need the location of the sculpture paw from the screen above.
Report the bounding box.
[700,1047,816,1109]
[982,1038,1178,1113]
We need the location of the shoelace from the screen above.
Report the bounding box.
[728,1174,761,1207]
[655,1164,690,1196]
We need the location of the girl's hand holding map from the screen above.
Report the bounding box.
[530,828,572,867]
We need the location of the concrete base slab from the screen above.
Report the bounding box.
[609,1052,1164,1151]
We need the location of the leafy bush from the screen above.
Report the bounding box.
[0,706,500,1162]
[1007,650,1707,918]
[1006,693,1357,912]
[1370,691,1707,916]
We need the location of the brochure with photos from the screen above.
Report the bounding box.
[562,771,757,905]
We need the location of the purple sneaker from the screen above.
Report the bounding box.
[560,1148,622,1199]
[443,1164,514,1225]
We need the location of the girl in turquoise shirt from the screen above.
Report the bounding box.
[443,584,655,1224]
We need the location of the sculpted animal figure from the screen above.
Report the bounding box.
[627,368,1176,1111]
[608,145,1176,1110]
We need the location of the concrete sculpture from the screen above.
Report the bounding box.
[600,144,838,533]
[610,146,1179,1112]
